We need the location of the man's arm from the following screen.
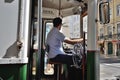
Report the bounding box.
[64,38,83,45]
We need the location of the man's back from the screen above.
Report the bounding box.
[46,27,65,58]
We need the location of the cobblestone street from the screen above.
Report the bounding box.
[100,54,120,80]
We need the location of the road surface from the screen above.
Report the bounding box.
[100,55,120,80]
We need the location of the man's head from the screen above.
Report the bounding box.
[53,17,62,27]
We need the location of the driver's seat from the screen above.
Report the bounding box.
[45,44,63,80]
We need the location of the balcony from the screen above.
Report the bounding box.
[98,34,120,41]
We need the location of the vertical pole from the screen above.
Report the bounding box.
[82,32,86,80]
[87,0,99,80]
[36,0,42,80]
[22,0,31,58]
[20,0,32,80]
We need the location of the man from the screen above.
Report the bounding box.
[46,17,83,65]
[46,17,84,80]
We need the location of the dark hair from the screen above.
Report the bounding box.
[53,17,62,27]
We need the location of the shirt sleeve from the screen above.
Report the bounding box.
[56,32,65,42]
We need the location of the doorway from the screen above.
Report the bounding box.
[107,42,113,55]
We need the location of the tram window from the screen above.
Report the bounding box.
[62,15,80,39]
[45,23,53,39]
[44,22,54,75]
[62,15,81,48]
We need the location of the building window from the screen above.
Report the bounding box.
[117,4,120,16]
[110,8,112,19]
[107,26,112,38]
[117,23,120,37]
[100,28,104,39]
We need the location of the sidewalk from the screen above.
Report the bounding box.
[100,54,120,80]
[100,54,120,63]
[100,54,119,59]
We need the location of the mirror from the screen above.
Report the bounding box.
[99,2,110,24]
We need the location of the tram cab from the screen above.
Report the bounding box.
[32,0,88,80]
[30,0,89,80]
[0,0,110,80]
[33,0,110,79]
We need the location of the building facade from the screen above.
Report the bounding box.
[98,0,120,57]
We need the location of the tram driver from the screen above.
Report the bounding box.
[46,17,83,65]
[46,17,83,68]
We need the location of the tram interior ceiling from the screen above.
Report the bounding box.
[33,0,88,18]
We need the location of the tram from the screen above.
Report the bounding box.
[0,0,109,80]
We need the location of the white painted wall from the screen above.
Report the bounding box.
[0,0,19,58]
